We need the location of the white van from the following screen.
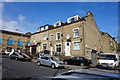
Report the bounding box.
[98,53,120,69]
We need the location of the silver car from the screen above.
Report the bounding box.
[37,56,64,69]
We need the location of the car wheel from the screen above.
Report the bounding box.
[64,61,68,65]
[51,64,55,69]
[112,65,116,69]
[80,63,84,67]
[37,61,41,66]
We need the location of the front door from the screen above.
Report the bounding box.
[32,46,36,54]
[50,47,53,56]
[65,42,71,56]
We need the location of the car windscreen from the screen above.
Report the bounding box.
[99,55,116,60]
[50,57,59,61]
[60,72,109,79]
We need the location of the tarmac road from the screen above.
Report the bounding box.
[2,55,68,78]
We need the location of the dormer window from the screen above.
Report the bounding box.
[67,15,81,23]
[45,26,48,30]
[41,27,44,31]
[54,21,62,27]
[40,25,50,31]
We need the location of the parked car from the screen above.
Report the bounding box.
[51,69,120,80]
[10,51,31,61]
[63,57,91,66]
[98,53,120,69]
[37,56,64,69]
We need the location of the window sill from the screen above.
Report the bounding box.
[73,49,80,51]
[73,36,79,38]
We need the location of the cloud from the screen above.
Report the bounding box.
[0,2,4,10]
[4,0,13,2]
[2,13,39,33]
[2,20,23,32]
[18,14,26,21]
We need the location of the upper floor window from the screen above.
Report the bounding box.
[43,44,47,50]
[73,41,80,50]
[41,27,44,31]
[34,36,36,43]
[43,34,47,40]
[7,39,14,45]
[54,21,62,27]
[71,17,77,22]
[56,33,61,40]
[0,38,2,44]
[45,26,48,30]
[73,28,79,37]
[50,35,53,41]
[67,15,80,23]
[18,41,23,46]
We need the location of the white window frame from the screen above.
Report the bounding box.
[56,32,61,40]
[41,27,44,31]
[43,43,47,50]
[43,34,47,40]
[73,41,80,50]
[73,28,79,38]
[50,34,54,41]
[55,43,62,53]
[54,21,62,27]
[67,15,80,23]
[33,36,36,43]
[45,26,48,30]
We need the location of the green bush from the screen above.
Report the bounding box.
[57,52,65,56]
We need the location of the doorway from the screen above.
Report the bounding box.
[65,42,71,56]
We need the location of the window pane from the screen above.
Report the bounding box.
[56,33,60,40]
[0,38,2,44]
[56,44,61,52]
[74,42,80,50]
[50,35,53,41]
[43,34,46,40]
[18,41,23,46]
[73,29,79,37]
[43,44,47,50]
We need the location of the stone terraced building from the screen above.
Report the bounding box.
[29,11,117,60]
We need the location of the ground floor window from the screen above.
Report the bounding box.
[43,44,47,50]
[73,42,80,50]
[56,44,61,53]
